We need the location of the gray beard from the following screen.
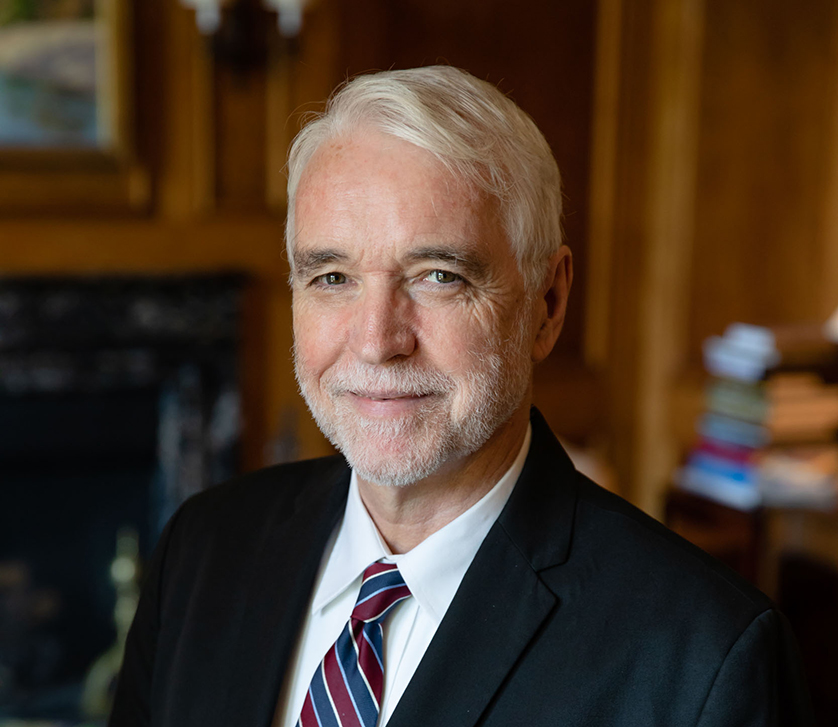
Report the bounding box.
[293,311,532,487]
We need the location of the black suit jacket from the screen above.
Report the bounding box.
[109,410,813,726]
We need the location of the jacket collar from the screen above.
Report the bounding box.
[387,407,580,727]
[497,406,578,571]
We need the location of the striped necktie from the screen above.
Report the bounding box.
[297,562,411,727]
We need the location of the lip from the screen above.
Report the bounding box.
[352,390,422,400]
[345,390,434,416]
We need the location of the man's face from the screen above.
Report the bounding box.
[291,130,536,486]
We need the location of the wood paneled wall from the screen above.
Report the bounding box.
[599,0,838,515]
[3,0,838,519]
[690,0,838,355]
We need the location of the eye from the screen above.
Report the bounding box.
[425,269,461,284]
[315,272,347,286]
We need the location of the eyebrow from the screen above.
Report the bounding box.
[292,249,350,279]
[292,244,491,282]
[405,246,490,280]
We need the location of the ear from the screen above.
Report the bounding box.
[531,246,573,363]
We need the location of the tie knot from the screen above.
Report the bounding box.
[351,562,411,623]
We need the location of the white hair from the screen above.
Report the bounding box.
[285,65,564,292]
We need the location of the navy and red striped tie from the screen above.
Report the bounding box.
[297,562,411,727]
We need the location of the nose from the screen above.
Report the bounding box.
[350,284,416,364]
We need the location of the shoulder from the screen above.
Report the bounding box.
[521,409,772,629]
[182,454,349,518]
[571,472,772,625]
[161,454,349,555]
[209,453,348,497]
[517,453,805,720]
[547,476,810,725]
[145,454,349,613]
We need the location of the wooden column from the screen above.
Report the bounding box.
[818,5,838,322]
[594,0,705,515]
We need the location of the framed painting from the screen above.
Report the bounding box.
[0,0,128,151]
[0,0,146,213]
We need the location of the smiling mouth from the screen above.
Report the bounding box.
[350,391,430,401]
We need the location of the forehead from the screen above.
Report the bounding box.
[298,131,479,213]
[291,131,508,265]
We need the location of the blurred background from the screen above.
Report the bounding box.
[2,0,838,723]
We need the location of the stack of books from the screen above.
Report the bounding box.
[678,323,838,511]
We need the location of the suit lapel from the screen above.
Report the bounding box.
[219,458,351,727]
[387,526,557,727]
[388,409,579,727]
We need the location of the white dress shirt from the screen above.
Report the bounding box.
[274,425,531,727]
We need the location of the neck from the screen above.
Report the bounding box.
[356,405,530,554]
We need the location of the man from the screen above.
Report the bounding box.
[110,66,812,726]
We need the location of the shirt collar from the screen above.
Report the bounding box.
[312,424,532,623]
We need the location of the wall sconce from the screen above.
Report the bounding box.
[263,0,309,37]
[180,0,229,35]
[180,0,313,37]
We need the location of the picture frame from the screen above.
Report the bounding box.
[0,0,148,213]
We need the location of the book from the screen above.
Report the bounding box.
[679,322,838,510]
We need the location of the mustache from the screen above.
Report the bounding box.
[321,362,454,397]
